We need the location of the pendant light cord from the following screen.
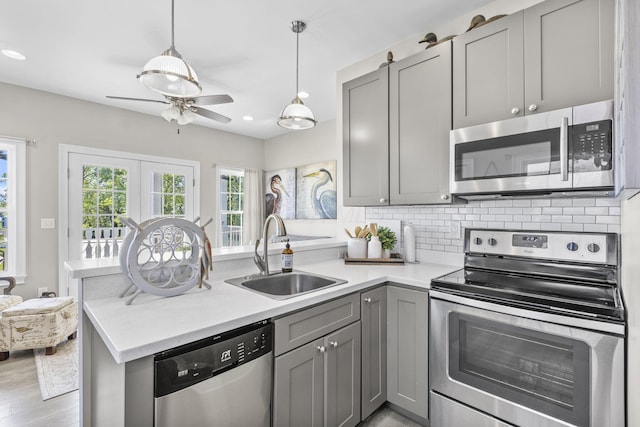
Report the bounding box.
[295,30,299,95]
[170,0,175,49]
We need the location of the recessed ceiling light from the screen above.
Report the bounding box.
[2,49,27,61]
[242,116,254,121]
[297,91,309,99]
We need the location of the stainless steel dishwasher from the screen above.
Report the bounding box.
[154,320,273,427]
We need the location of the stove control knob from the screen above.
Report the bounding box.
[473,237,483,245]
[587,243,600,253]
[567,242,579,252]
[488,238,497,246]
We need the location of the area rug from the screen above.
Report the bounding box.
[33,338,79,400]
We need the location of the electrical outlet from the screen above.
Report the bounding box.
[37,287,48,297]
[448,221,462,239]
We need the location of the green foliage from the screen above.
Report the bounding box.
[377,226,397,250]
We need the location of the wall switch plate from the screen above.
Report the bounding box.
[37,287,48,297]
[41,218,56,229]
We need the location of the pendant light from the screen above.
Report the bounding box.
[277,20,317,130]
[138,0,202,98]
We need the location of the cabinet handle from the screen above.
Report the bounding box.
[379,198,387,204]
[364,297,372,303]
[560,116,569,182]
[317,345,326,353]
[528,104,538,112]
[511,107,520,115]
[440,194,449,200]
[329,341,338,348]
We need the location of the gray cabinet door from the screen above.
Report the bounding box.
[389,42,453,205]
[273,338,325,427]
[325,322,361,427]
[523,0,614,113]
[361,287,387,419]
[387,286,428,419]
[342,67,390,206]
[453,11,525,128]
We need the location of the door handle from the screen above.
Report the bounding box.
[560,117,569,182]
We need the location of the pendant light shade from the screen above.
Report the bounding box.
[137,0,202,98]
[278,20,316,130]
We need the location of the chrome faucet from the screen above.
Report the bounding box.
[254,213,287,275]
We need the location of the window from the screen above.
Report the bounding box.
[0,138,26,282]
[150,172,187,219]
[219,168,244,247]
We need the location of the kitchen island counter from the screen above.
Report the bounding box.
[76,255,459,364]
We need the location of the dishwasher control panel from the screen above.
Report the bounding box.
[154,320,272,397]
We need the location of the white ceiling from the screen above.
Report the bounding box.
[0,0,493,140]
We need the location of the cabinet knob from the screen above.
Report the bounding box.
[511,107,520,115]
[440,194,449,200]
[330,341,338,348]
[379,198,387,204]
[364,297,372,303]
[317,345,326,353]
[528,104,538,112]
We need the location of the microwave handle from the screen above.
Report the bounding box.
[560,117,569,182]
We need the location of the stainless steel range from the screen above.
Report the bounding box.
[429,229,625,427]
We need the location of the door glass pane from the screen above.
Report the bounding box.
[82,165,128,260]
[151,173,187,219]
[0,152,7,272]
[450,313,589,426]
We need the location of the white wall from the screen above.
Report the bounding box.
[0,82,265,298]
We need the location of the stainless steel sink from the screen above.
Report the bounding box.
[225,271,347,300]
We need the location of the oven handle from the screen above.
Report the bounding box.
[429,289,625,336]
[560,116,569,182]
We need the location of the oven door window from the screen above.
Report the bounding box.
[454,128,560,181]
[449,313,589,426]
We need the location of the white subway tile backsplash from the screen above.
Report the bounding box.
[365,197,620,256]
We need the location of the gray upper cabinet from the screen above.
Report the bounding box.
[453,11,525,129]
[361,287,387,419]
[523,0,614,113]
[343,67,390,206]
[389,42,453,204]
[453,0,614,129]
[343,42,453,207]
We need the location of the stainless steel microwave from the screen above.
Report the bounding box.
[450,100,615,199]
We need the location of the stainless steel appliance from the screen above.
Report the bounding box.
[430,229,625,427]
[154,320,272,427]
[450,100,614,199]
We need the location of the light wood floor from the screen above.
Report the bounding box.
[0,349,78,427]
[0,349,419,427]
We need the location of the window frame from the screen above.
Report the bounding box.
[0,137,27,283]
[217,167,245,248]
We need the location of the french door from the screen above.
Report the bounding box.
[60,146,198,297]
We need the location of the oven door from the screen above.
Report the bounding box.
[429,292,625,427]
[450,107,573,196]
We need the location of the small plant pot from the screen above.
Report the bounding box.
[382,248,391,258]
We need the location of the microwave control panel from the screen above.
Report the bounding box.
[571,119,612,172]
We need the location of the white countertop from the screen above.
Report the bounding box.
[81,257,459,364]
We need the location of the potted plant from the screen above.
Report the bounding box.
[368,226,397,258]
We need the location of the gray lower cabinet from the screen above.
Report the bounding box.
[361,287,387,419]
[273,295,361,427]
[453,0,614,128]
[386,286,428,420]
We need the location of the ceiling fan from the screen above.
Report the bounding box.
[107,0,233,125]
[106,94,233,125]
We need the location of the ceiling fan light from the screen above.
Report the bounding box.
[138,47,202,98]
[179,108,197,125]
[161,105,181,122]
[278,96,317,130]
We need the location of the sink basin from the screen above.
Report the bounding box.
[225,271,347,300]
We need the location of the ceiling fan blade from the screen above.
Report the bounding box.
[192,106,231,124]
[106,96,170,105]
[192,94,234,106]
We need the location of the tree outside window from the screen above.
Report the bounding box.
[220,169,244,247]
